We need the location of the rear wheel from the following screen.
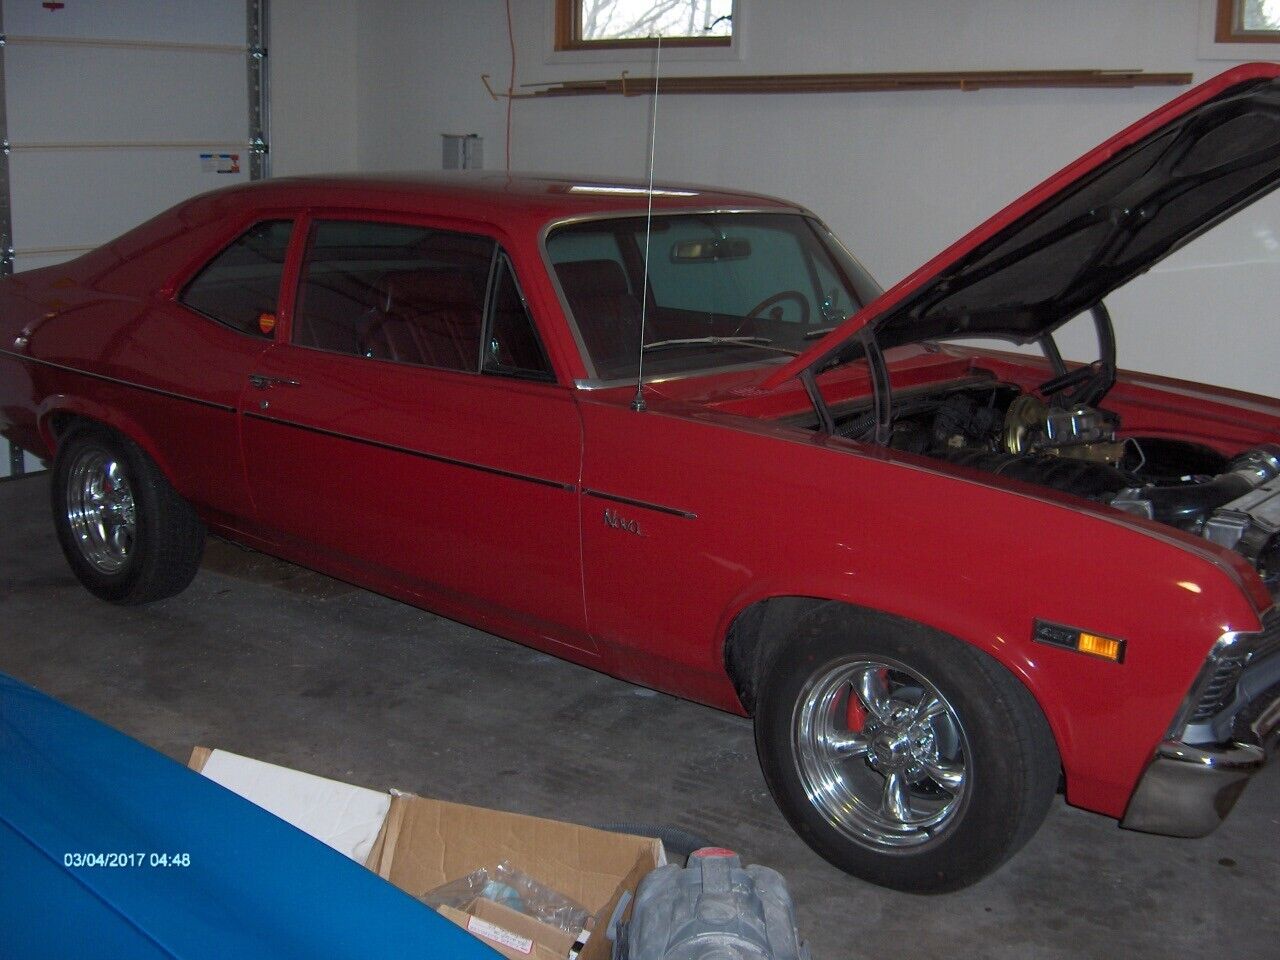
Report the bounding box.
[52,425,205,605]
[754,604,1059,892]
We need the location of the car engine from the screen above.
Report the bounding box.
[835,383,1280,591]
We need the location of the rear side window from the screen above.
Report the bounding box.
[292,220,494,372]
[180,220,293,336]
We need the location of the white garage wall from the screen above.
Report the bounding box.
[269,0,359,176]
[313,0,1278,397]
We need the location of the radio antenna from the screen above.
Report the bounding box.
[631,34,662,413]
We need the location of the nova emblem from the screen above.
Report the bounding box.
[603,508,642,536]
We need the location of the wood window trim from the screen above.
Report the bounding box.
[514,70,1192,99]
[1215,0,1280,43]
[554,0,732,51]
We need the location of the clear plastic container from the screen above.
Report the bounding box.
[421,860,593,936]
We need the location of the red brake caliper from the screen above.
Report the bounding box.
[846,669,889,731]
[845,684,869,732]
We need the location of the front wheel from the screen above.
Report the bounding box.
[754,605,1059,893]
[51,424,205,605]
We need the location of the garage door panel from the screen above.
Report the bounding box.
[5,1,244,46]
[6,46,247,144]
[10,149,250,252]
[14,252,80,272]
[1,0,254,478]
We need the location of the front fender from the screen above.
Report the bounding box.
[710,471,1265,821]
[581,400,1267,820]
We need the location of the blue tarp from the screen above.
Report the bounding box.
[0,672,498,958]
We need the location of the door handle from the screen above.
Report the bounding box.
[248,374,301,390]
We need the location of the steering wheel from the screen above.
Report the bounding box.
[748,290,809,324]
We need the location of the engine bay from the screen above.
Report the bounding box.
[826,378,1280,592]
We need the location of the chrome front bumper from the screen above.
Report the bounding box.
[1122,694,1280,838]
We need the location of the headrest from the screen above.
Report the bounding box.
[555,259,631,300]
[377,270,482,311]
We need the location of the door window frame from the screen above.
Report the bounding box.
[167,208,302,343]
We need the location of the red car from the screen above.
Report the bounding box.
[2,64,1278,893]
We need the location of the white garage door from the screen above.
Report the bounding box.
[2,0,267,478]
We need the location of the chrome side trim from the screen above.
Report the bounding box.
[242,411,576,491]
[573,356,788,391]
[582,487,697,520]
[0,348,238,413]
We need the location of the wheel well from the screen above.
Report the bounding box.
[724,596,832,715]
[45,411,90,447]
[726,597,1067,792]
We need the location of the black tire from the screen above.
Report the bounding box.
[754,603,1059,893]
[51,424,205,605]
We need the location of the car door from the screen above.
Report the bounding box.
[147,216,295,525]
[238,213,591,654]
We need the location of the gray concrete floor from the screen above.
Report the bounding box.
[2,473,1277,959]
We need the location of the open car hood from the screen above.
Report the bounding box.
[763,63,1280,389]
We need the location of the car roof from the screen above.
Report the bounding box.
[198,171,805,226]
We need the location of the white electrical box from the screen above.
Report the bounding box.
[442,134,483,170]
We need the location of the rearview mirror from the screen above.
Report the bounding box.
[670,237,751,262]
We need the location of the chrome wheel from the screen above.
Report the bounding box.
[793,656,969,850]
[64,445,137,575]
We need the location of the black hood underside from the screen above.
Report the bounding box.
[873,75,1280,350]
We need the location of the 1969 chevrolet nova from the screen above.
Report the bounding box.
[2,64,1279,892]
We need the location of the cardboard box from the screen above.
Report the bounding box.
[189,747,663,960]
[371,790,661,959]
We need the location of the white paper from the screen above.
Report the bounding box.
[199,749,391,863]
[467,916,533,955]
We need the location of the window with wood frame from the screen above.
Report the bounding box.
[1216,0,1280,42]
[555,0,733,50]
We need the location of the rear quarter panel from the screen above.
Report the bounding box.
[0,196,286,523]
[0,268,68,457]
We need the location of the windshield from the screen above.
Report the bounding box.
[545,212,880,381]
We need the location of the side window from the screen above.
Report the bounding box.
[293,220,494,372]
[483,255,553,381]
[180,220,293,336]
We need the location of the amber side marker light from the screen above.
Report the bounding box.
[1033,620,1126,663]
[1077,632,1125,662]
